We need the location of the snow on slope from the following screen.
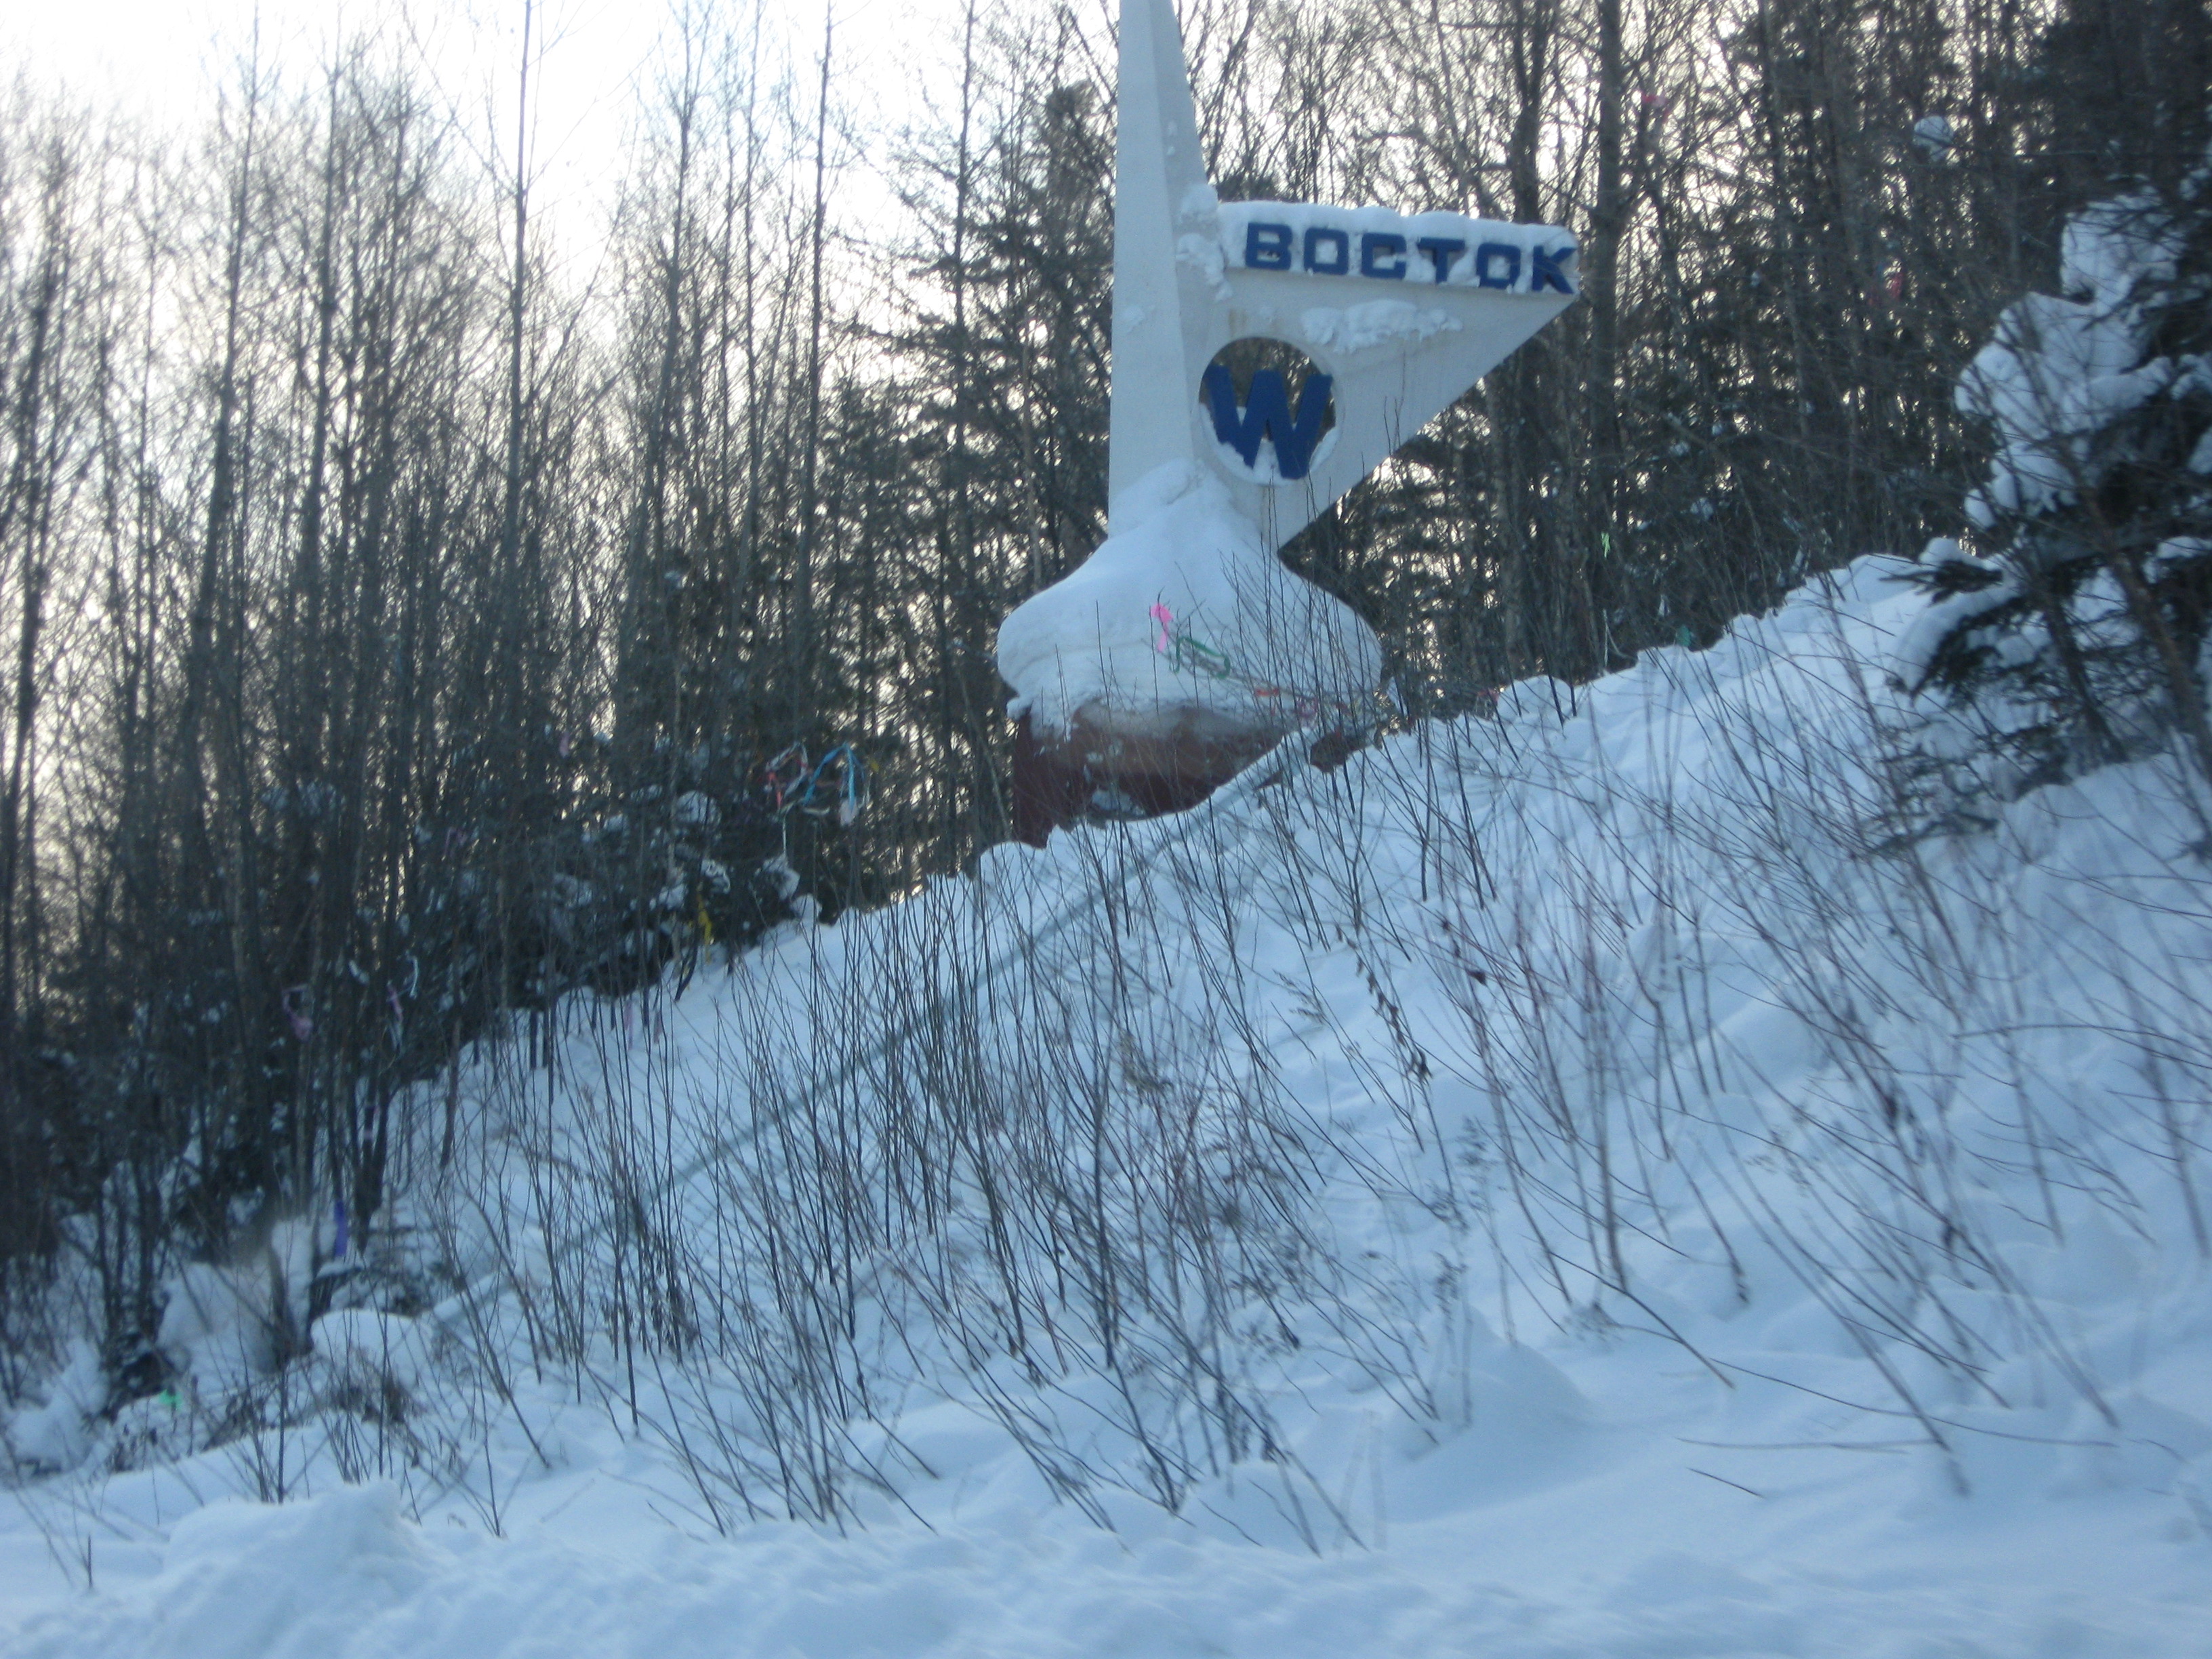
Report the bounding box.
[5,557,2212,1658]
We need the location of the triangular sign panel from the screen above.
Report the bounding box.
[1107,0,1579,544]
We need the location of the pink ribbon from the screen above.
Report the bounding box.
[1151,602,1174,654]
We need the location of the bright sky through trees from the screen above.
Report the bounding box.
[2,0,987,276]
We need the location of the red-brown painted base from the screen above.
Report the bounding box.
[1008,706,1359,845]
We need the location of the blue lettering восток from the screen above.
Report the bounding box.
[1415,237,1466,283]
[1359,232,1408,279]
[1229,211,1576,297]
[1474,243,1522,290]
[1303,226,1351,275]
[1245,222,1293,270]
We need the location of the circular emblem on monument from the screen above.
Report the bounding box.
[1197,337,1337,485]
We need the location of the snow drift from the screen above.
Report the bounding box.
[5,548,2211,1656]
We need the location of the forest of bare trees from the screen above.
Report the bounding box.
[0,0,2203,1399]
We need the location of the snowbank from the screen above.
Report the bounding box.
[6,554,2211,1658]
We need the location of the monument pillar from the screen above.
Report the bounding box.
[999,0,1580,842]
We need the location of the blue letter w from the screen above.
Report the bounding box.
[1202,366,1332,480]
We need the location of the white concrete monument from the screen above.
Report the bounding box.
[1000,0,1578,839]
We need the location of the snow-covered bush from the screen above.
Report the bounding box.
[1891,170,2212,819]
[3,1342,105,1475]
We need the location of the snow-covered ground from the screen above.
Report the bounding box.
[5,556,2211,1658]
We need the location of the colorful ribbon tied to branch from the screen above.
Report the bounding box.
[761,743,871,825]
